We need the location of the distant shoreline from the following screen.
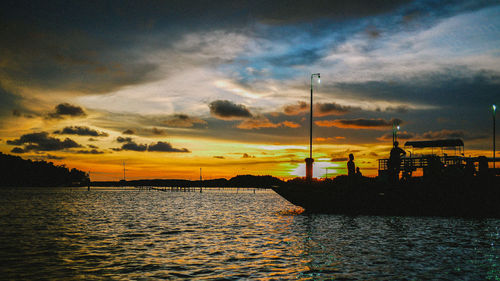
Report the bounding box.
[91,175,283,189]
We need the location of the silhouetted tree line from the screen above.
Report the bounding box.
[93,175,284,188]
[0,152,89,187]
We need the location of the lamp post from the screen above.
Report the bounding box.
[493,104,496,169]
[306,73,320,181]
[396,125,400,144]
[392,122,400,146]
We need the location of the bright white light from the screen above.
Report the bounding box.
[290,162,339,178]
[397,125,400,130]
[318,78,321,84]
[493,104,497,111]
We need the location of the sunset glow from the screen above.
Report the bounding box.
[1,1,499,180]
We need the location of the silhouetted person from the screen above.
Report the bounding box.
[347,153,355,177]
[389,141,406,182]
[478,156,489,178]
[355,167,362,177]
[465,158,475,178]
[426,155,443,180]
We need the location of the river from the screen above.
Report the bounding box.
[0,187,499,280]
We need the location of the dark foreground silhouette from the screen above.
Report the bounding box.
[274,174,500,218]
[0,152,89,187]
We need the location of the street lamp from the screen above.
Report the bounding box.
[392,122,400,146]
[306,73,320,181]
[493,104,496,169]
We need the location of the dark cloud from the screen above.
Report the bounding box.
[249,0,411,24]
[113,137,188,152]
[284,101,352,116]
[0,20,157,95]
[116,136,134,143]
[54,126,108,137]
[0,0,408,97]
[1,0,412,32]
[11,147,25,154]
[121,141,147,152]
[163,114,207,128]
[384,105,410,113]
[122,129,135,135]
[213,156,225,159]
[316,102,352,116]
[88,144,98,149]
[283,101,308,115]
[148,141,190,152]
[46,154,65,160]
[152,127,167,135]
[209,100,252,120]
[316,118,402,130]
[6,132,82,152]
[421,129,465,139]
[332,69,500,108]
[47,103,86,119]
[73,149,105,154]
[377,129,486,142]
[242,153,255,159]
[116,137,147,151]
[377,131,415,141]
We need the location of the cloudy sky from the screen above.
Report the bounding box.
[1,0,499,180]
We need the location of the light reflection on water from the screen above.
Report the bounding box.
[0,187,499,280]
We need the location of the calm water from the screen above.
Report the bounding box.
[0,187,499,280]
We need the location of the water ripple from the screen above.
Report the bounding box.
[0,187,499,280]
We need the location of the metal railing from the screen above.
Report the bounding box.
[378,156,464,172]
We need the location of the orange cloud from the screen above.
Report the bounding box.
[315,136,346,142]
[283,101,308,115]
[237,117,281,129]
[237,117,301,130]
[282,121,300,128]
[315,118,401,130]
[283,101,352,116]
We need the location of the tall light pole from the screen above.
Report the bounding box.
[306,73,320,182]
[396,125,400,144]
[493,104,496,169]
[392,122,400,146]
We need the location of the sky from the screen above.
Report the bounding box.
[1,0,499,181]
